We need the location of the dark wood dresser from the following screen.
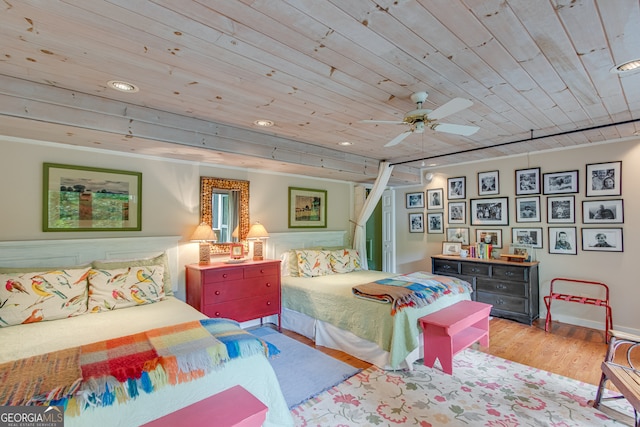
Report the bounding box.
[431,255,539,325]
[185,259,281,329]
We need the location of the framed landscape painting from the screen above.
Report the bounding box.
[43,163,142,232]
[288,187,327,228]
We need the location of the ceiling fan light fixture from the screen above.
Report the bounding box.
[612,59,640,73]
[107,80,139,93]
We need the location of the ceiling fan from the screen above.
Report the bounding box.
[362,91,480,147]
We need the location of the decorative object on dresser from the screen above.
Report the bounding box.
[190,222,217,264]
[246,222,269,261]
[432,255,539,325]
[229,243,244,260]
[186,260,281,330]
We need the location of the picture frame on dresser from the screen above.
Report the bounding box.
[548,227,577,255]
[586,161,621,197]
[442,241,462,256]
[582,199,623,224]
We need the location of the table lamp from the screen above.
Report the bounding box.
[191,222,217,264]
[246,222,269,261]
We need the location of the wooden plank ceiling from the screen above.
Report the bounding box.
[0,0,638,185]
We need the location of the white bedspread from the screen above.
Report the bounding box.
[0,297,293,427]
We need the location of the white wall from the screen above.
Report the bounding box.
[0,136,354,298]
[394,138,640,335]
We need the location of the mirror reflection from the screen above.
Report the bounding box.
[200,177,249,254]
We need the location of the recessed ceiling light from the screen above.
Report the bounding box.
[107,80,139,93]
[253,119,274,127]
[611,59,640,73]
[338,141,353,146]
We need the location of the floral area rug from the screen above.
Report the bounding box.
[291,348,633,426]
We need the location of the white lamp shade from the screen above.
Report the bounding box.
[190,222,217,242]
[246,222,269,239]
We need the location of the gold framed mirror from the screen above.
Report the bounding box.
[200,177,250,255]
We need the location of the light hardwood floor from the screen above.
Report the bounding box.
[282,317,610,386]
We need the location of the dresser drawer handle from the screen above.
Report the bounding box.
[266,282,271,287]
[214,312,221,317]
[504,271,515,277]
[471,268,480,273]
[222,273,228,278]
[495,299,505,305]
[496,284,507,289]
[266,301,271,306]
[442,265,451,270]
[215,290,221,295]
[260,269,265,273]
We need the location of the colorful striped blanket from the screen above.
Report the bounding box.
[352,271,473,315]
[0,319,277,413]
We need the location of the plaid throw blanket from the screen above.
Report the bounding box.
[200,318,280,359]
[352,271,472,315]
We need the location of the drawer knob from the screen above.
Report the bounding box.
[496,284,507,289]
[266,282,271,287]
[471,268,479,273]
[266,301,271,306]
[215,312,221,317]
[505,271,514,276]
[215,290,221,295]
[496,299,505,305]
[222,273,228,278]
[260,269,265,273]
[442,265,451,270]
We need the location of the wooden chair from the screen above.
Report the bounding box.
[592,330,640,426]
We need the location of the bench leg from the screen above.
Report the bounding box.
[423,327,453,375]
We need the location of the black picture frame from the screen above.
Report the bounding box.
[447,176,466,200]
[408,212,424,233]
[446,227,470,245]
[426,188,444,210]
[543,170,579,195]
[582,199,624,224]
[548,227,577,255]
[427,212,444,234]
[475,228,503,248]
[515,167,541,195]
[581,228,623,252]
[586,161,621,197]
[470,197,509,226]
[511,227,543,249]
[478,170,499,196]
[515,196,540,223]
[406,191,425,209]
[447,201,466,224]
[547,195,575,224]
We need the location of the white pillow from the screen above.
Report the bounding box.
[295,250,333,278]
[88,265,165,312]
[330,249,362,273]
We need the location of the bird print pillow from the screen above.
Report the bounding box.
[0,267,92,327]
[295,250,334,277]
[87,265,165,312]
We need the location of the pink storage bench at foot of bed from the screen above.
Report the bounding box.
[141,385,268,427]
[419,300,493,375]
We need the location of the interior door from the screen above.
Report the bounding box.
[381,189,396,273]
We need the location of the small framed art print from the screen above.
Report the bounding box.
[447,177,466,200]
[442,241,462,256]
[582,199,623,224]
[447,201,466,224]
[582,228,623,252]
[586,161,621,197]
[543,170,579,194]
[548,227,577,255]
[406,191,425,209]
[427,188,444,209]
[478,170,499,196]
[515,196,540,222]
[409,213,424,233]
[427,212,444,234]
[515,167,540,195]
[547,196,575,223]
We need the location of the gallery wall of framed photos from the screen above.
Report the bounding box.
[426,160,624,256]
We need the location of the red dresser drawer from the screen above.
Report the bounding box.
[244,263,279,278]
[203,294,280,321]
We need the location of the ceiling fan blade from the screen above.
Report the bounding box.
[361,119,405,124]
[432,122,480,136]
[429,98,473,120]
[384,130,413,147]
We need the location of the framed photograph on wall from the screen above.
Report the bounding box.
[543,170,579,194]
[515,167,540,195]
[475,228,502,248]
[582,199,624,224]
[446,227,470,245]
[289,187,327,228]
[547,195,575,223]
[426,188,444,209]
[427,212,444,234]
[582,228,623,252]
[43,163,142,232]
[511,227,543,249]
[447,176,466,200]
[406,191,424,209]
[515,196,540,222]
[408,212,424,233]
[548,227,577,255]
[478,170,499,196]
[586,161,621,197]
[447,201,466,224]
[442,241,462,256]
[470,197,509,226]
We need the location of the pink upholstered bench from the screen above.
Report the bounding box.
[141,385,268,427]
[419,300,492,375]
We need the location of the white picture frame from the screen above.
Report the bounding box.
[547,196,575,223]
[442,241,462,256]
[582,199,624,224]
[511,227,543,249]
[470,197,509,226]
[478,170,499,196]
[548,227,577,255]
[515,196,541,222]
[427,188,444,210]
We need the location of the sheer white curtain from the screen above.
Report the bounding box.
[353,161,394,270]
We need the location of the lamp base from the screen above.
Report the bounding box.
[253,240,264,261]
[199,242,211,264]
